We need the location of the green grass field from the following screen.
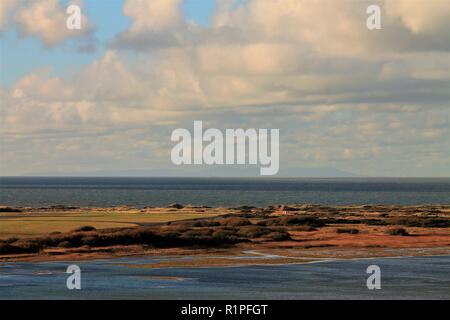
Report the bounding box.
[0,209,221,239]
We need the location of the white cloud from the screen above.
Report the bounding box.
[1,0,93,46]
[114,0,183,48]
[385,0,450,34]
[123,0,182,32]
[211,0,450,56]
[1,0,449,176]
[0,0,19,31]
[16,0,93,46]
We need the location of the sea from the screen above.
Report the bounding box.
[0,177,449,207]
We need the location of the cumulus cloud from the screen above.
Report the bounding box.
[124,0,182,32]
[0,0,93,47]
[0,0,19,31]
[113,0,449,54]
[105,0,450,126]
[1,0,449,176]
[4,0,450,121]
[385,0,450,34]
[114,0,184,49]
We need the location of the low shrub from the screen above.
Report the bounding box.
[81,236,98,246]
[1,218,307,254]
[180,220,220,227]
[336,228,359,234]
[260,216,324,228]
[212,230,241,242]
[4,237,19,244]
[1,240,43,253]
[235,205,256,211]
[181,229,214,239]
[0,206,21,212]
[167,203,184,209]
[167,225,190,233]
[71,226,97,232]
[387,228,409,236]
[48,205,78,210]
[0,243,19,254]
[237,225,273,238]
[361,219,387,226]
[387,217,450,228]
[57,241,73,248]
[220,217,252,227]
[265,231,291,241]
[292,226,317,232]
[321,218,386,226]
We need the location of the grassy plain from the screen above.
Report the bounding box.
[1,204,449,266]
[0,207,222,239]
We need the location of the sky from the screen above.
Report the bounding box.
[0,0,449,177]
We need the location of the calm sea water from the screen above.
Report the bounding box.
[0,255,449,299]
[0,177,449,207]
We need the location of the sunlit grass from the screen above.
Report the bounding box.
[0,210,220,239]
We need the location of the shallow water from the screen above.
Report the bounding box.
[0,255,449,299]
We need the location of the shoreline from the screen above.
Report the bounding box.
[2,249,450,269]
[1,204,449,265]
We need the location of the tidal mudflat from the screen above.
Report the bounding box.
[0,254,449,299]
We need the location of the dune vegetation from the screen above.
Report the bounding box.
[1,204,449,263]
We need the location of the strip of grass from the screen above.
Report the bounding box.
[0,211,220,239]
[0,216,294,255]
